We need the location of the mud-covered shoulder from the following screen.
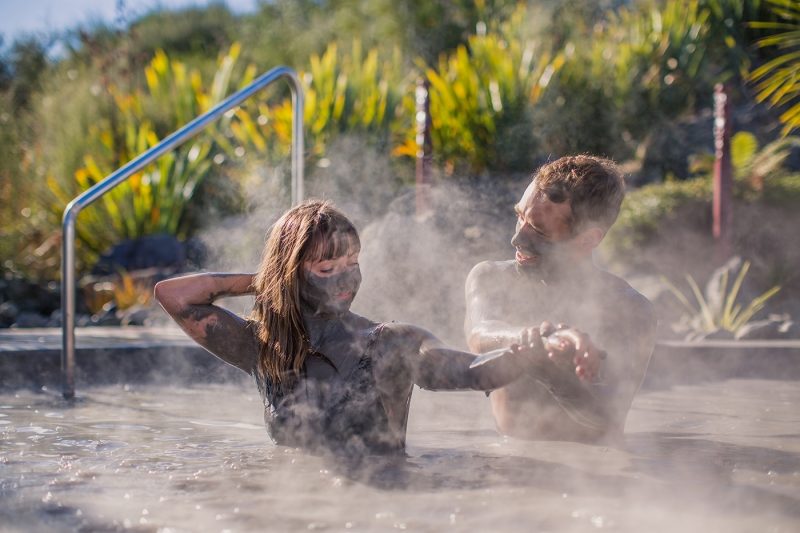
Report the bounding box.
[366,321,421,394]
[342,311,380,333]
[179,307,260,374]
[376,321,432,349]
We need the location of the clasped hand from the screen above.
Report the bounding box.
[509,321,605,383]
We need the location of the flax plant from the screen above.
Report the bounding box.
[47,44,265,259]
[661,260,781,335]
[395,5,563,174]
[262,40,406,160]
[749,0,800,136]
[595,0,713,135]
[688,131,800,192]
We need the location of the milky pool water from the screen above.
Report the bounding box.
[1,379,799,532]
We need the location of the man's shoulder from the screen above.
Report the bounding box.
[466,260,520,296]
[468,259,517,281]
[593,268,655,320]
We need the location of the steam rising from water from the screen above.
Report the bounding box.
[1,381,799,532]
[201,135,797,374]
[202,136,526,345]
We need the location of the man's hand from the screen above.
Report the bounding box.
[514,321,605,383]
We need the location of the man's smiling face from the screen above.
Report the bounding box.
[511,181,576,270]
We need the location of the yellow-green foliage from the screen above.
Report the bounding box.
[45,44,265,258]
[662,260,780,335]
[749,0,800,137]
[41,40,407,265]
[689,132,800,192]
[308,41,403,136]
[587,0,712,134]
[112,269,153,310]
[763,172,800,204]
[261,40,406,161]
[3,0,790,283]
[395,6,563,174]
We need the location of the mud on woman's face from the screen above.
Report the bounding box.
[301,250,362,317]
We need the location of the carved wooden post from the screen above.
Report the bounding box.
[415,77,432,217]
[713,83,733,262]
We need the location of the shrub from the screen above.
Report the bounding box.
[255,40,406,166]
[749,0,800,136]
[605,128,800,260]
[533,52,623,159]
[603,175,712,255]
[662,259,780,337]
[598,0,716,136]
[535,0,726,160]
[45,44,266,264]
[394,5,563,175]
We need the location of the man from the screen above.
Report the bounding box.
[465,155,656,443]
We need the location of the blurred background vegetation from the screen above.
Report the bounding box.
[0,0,798,321]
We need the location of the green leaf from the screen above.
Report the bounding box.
[686,275,715,332]
[731,132,759,176]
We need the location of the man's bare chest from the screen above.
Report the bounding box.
[485,279,605,334]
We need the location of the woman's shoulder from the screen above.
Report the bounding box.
[372,321,433,349]
[342,311,381,332]
[378,320,421,332]
[344,314,432,350]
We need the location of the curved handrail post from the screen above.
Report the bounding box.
[291,80,305,204]
[61,66,304,399]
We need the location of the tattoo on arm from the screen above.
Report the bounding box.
[154,272,259,373]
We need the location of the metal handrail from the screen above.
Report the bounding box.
[61,66,304,399]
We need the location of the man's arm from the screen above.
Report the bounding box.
[465,262,605,383]
[465,261,525,353]
[154,273,259,374]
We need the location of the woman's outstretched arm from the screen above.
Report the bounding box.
[375,323,543,391]
[378,323,612,429]
[154,273,259,373]
[377,323,604,397]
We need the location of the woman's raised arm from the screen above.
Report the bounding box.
[154,273,259,373]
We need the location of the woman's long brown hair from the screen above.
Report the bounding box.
[250,200,360,389]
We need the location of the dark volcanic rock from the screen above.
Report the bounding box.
[91,234,207,276]
[0,301,20,327]
[12,311,50,328]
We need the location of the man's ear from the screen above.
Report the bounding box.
[576,226,605,250]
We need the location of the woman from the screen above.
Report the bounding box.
[155,200,594,455]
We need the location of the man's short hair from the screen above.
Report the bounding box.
[533,155,625,232]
